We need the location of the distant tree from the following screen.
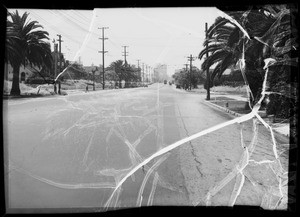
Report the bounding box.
[173,67,205,89]
[107,60,140,88]
[67,62,87,80]
[5,10,53,95]
[107,60,124,88]
[172,70,189,89]
[105,70,118,85]
[123,64,140,87]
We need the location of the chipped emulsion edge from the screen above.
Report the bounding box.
[8,8,292,210]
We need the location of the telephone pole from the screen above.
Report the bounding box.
[146,65,149,83]
[137,59,141,82]
[148,66,150,83]
[187,55,196,90]
[122,46,129,66]
[57,34,63,73]
[145,65,148,83]
[142,63,145,86]
[57,34,63,94]
[52,39,58,93]
[98,27,109,90]
[184,63,189,71]
[205,22,210,100]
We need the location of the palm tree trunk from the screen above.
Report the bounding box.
[10,63,21,96]
[58,81,61,94]
[54,82,57,94]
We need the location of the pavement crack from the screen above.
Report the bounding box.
[176,105,202,171]
[196,165,204,177]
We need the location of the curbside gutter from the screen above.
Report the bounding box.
[203,99,243,118]
[203,99,290,138]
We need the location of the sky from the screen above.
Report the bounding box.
[8,7,222,76]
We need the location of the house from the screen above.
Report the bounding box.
[4,50,66,84]
[4,63,50,84]
[82,65,103,83]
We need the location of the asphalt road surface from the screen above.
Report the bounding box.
[4,83,289,212]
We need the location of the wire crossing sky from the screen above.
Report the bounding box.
[8,7,220,75]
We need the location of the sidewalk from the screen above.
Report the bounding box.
[174,86,290,138]
[206,93,290,138]
[209,93,248,101]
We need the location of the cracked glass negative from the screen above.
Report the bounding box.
[4,6,297,213]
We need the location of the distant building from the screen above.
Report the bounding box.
[153,64,168,82]
[51,45,66,77]
[82,65,102,76]
[4,63,52,84]
[4,46,68,83]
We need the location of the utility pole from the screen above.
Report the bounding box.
[57,34,63,94]
[52,40,58,94]
[137,59,141,82]
[149,66,151,82]
[187,55,196,90]
[149,66,151,83]
[146,65,149,83]
[92,67,96,91]
[145,65,148,83]
[122,46,128,87]
[148,66,150,83]
[184,63,189,71]
[184,63,189,90]
[145,64,147,83]
[57,34,63,73]
[142,63,145,86]
[122,46,129,66]
[98,27,109,90]
[205,22,210,100]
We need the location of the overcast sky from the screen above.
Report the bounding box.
[8,7,222,76]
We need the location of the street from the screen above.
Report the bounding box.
[4,83,289,211]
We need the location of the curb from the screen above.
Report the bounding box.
[204,100,243,118]
[203,99,290,138]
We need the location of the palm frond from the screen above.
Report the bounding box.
[202,50,230,70]
[7,10,52,70]
[199,44,226,59]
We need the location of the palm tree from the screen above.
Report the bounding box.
[223,5,296,104]
[5,10,52,96]
[199,16,243,89]
[198,6,289,104]
[123,64,140,87]
[255,5,298,118]
[107,60,124,88]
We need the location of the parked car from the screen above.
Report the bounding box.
[176,84,181,89]
[164,80,167,84]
